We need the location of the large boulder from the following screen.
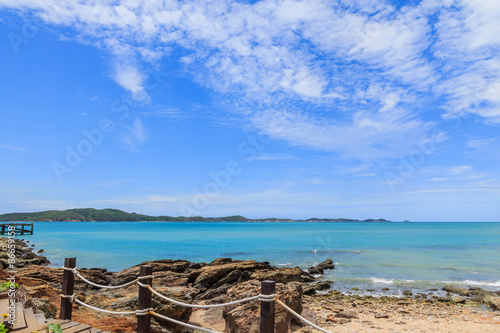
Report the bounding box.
[483,295,500,311]
[223,280,303,333]
[468,287,497,302]
[442,286,470,297]
[150,286,197,331]
[188,259,272,291]
[112,259,201,286]
[16,266,63,285]
[250,267,315,284]
[303,280,333,295]
[307,259,334,275]
[79,284,197,332]
[0,238,50,268]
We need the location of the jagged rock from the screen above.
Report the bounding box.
[468,287,497,302]
[0,238,50,268]
[442,286,470,297]
[150,286,197,331]
[17,266,64,284]
[483,295,500,310]
[209,258,234,266]
[223,280,303,333]
[450,298,466,304]
[250,267,315,284]
[112,259,199,286]
[303,281,333,295]
[212,269,243,289]
[198,284,233,300]
[189,260,272,291]
[77,268,115,290]
[307,259,334,275]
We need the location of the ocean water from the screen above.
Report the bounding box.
[19,222,500,295]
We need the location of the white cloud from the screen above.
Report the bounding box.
[449,165,473,175]
[0,143,27,151]
[119,117,148,152]
[350,173,376,178]
[1,0,499,160]
[428,177,448,182]
[112,63,150,102]
[250,153,298,161]
[142,107,181,118]
[448,165,487,180]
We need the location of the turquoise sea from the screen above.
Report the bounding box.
[20,222,500,296]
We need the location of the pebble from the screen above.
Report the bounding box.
[375,313,390,319]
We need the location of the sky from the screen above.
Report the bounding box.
[0,0,499,222]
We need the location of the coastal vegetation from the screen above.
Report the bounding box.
[0,208,390,222]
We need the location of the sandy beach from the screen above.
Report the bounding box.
[189,291,500,333]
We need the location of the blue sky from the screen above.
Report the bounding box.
[0,0,499,221]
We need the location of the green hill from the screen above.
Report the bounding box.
[0,208,390,222]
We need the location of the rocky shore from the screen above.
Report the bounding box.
[1,237,499,332]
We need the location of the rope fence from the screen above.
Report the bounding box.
[59,257,334,333]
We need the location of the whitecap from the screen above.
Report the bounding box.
[463,280,500,288]
[370,277,394,285]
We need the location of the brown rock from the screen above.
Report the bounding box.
[17,266,63,284]
[374,313,389,319]
[303,281,333,295]
[335,311,358,319]
[191,260,272,290]
[326,314,337,323]
[250,267,314,284]
[483,295,500,310]
[307,259,334,275]
[468,287,497,302]
[198,284,233,300]
[442,286,470,297]
[223,280,303,333]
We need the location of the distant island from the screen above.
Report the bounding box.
[0,208,391,222]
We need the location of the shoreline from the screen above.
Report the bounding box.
[1,237,499,332]
[6,236,500,297]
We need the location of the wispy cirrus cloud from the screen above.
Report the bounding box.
[118,117,148,153]
[142,107,182,119]
[1,0,499,161]
[250,153,298,161]
[0,143,27,151]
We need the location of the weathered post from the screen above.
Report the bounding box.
[60,257,76,320]
[137,265,153,333]
[260,280,276,333]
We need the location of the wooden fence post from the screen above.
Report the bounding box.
[60,257,76,320]
[137,265,153,333]
[260,280,276,333]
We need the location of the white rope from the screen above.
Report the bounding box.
[62,266,138,289]
[60,294,75,303]
[138,282,265,308]
[135,308,153,316]
[62,266,78,274]
[274,298,333,333]
[258,294,276,302]
[149,310,222,333]
[74,298,136,316]
[137,275,154,280]
[76,272,138,289]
